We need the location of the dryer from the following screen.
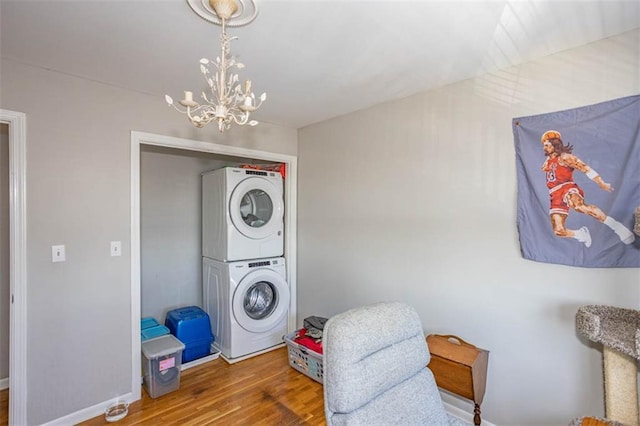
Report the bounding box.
[202,256,290,360]
[202,167,284,262]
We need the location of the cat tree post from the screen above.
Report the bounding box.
[576,305,639,426]
[603,346,638,424]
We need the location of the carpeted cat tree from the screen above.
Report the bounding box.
[575,305,640,426]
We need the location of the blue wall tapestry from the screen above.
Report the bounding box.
[513,95,639,268]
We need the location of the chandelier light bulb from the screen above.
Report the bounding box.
[165,0,265,132]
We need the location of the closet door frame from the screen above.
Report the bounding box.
[1,109,27,426]
[130,131,297,401]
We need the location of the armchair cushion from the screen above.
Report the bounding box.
[323,302,456,426]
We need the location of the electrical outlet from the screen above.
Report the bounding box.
[110,241,122,257]
[52,245,66,262]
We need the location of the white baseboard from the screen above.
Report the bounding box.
[442,391,496,426]
[41,392,134,426]
[0,377,8,390]
[43,351,221,425]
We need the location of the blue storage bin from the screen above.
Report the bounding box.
[141,325,170,341]
[165,306,214,363]
[141,317,170,341]
[141,317,159,330]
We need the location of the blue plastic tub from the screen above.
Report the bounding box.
[141,325,170,341]
[141,317,159,330]
[165,306,214,363]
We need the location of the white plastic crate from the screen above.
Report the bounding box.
[284,332,323,384]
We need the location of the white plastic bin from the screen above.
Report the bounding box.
[141,334,186,398]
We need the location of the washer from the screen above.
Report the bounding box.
[202,256,289,360]
[202,167,284,262]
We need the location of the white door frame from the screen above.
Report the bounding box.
[1,109,27,426]
[130,131,297,401]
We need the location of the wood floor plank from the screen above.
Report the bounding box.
[0,388,7,426]
[78,347,325,425]
[0,347,324,425]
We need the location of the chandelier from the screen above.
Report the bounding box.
[165,0,266,132]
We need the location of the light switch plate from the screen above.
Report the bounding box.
[52,245,66,262]
[110,241,122,257]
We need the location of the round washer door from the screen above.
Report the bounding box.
[229,177,283,240]
[232,268,289,333]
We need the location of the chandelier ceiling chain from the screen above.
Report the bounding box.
[165,0,265,132]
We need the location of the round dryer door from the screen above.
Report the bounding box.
[229,177,283,240]
[232,268,289,333]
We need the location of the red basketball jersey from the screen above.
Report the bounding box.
[543,156,574,189]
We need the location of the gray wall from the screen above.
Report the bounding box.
[0,125,8,381]
[297,29,640,425]
[0,58,296,424]
[141,146,239,324]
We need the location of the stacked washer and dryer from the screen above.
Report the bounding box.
[201,167,289,363]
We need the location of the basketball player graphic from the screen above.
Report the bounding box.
[540,130,635,247]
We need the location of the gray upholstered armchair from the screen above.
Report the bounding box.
[323,302,470,426]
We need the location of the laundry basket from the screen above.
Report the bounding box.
[284,332,323,384]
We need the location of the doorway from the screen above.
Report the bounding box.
[0,109,27,426]
[130,131,298,401]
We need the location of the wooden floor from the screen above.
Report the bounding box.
[79,347,325,425]
[0,387,7,426]
[0,347,324,426]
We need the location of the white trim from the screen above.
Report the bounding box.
[441,393,497,426]
[130,131,298,403]
[284,160,298,333]
[41,393,133,426]
[0,377,8,391]
[130,136,142,402]
[1,109,27,426]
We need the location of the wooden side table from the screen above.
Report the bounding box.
[426,334,489,426]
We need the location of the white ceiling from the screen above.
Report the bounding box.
[1,0,639,129]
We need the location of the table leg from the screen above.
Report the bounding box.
[474,403,481,425]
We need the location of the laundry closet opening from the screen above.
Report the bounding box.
[133,133,297,387]
[140,145,254,325]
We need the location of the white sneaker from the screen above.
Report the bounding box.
[578,226,592,248]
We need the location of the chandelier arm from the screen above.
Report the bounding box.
[186,107,201,123]
[186,104,208,114]
[237,115,250,126]
[202,111,216,124]
[170,102,208,116]
[228,108,250,125]
[169,103,186,113]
